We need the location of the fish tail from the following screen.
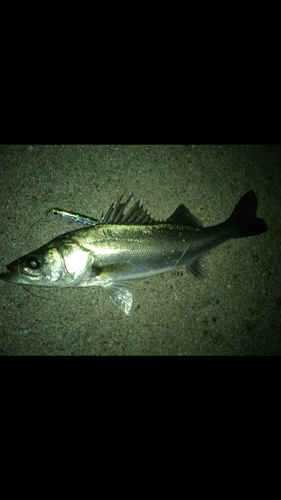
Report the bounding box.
[227,190,268,238]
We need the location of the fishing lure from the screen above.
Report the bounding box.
[47,208,98,227]
[46,195,134,227]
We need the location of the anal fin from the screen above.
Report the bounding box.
[186,258,205,278]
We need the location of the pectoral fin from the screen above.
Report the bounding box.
[103,281,134,316]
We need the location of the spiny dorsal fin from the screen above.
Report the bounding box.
[165,204,203,228]
[101,195,161,225]
[101,195,133,224]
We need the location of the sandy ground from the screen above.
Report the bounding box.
[0,144,280,355]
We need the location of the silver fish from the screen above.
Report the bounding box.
[0,191,268,315]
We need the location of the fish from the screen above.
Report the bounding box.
[0,191,268,316]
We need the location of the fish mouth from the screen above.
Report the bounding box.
[0,269,21,283]
[0,266,38,283]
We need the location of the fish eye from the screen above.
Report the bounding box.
[27,256,41,269]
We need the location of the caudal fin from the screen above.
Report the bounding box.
[228,190,268,238]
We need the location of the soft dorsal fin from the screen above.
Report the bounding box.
[165,204,203,228]
[101,195,161,225]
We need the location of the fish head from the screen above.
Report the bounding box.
[0,237,91,287]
